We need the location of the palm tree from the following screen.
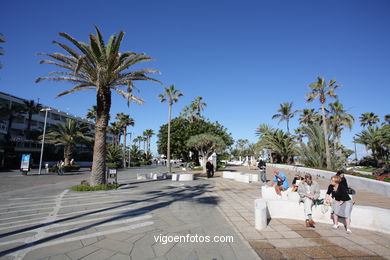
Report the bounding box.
[85,105,97,122]
[143,129,155,154]
[299,109,320,125]
[116,113,134,167]
[272,102,297,133]
[45,119,92,165]
[180,106,190,120]
[36,26,160,186]
[328,100,355,148]
[191,97,207,120]
[109,122,122,147]
[23,100,42,139]
[384,114,390,125]
[360,112,380,127]
[306,77,341,169]
[355,126,385,163]
[158,85,183,174]
[134,136,143,149]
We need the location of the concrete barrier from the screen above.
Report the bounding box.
[261,186,327,201]
[255,199,267,230]
[172,173,194,181]
[222,171,258,183]
[267,164,390,197]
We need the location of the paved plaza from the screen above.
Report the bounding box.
[0,165,389,259]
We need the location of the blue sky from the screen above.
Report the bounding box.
[1,0,389,157]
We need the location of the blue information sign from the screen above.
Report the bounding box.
[20,154,30,171]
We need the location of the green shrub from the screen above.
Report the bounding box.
[140,160,152,165]
[64,165,81,172]
[106,162,121,168]
[188,162,196,168]
[70,183,122,191]
[130,162,141,167]
[217,162,226,169]
[192,166,203,171]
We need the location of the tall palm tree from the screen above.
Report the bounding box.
[384,114,390,125]
[272,102,297,133]
[116,113,134,167]
[36,26,160,186]
[158,85,183,174]
[328,100,355,148]
[109,121,122,147]
[360,112,380,127]
[85,105,97,122]
[191,96,207,120]
[143,129,155,154]
[298,109,319,125]
[180,106,190,120]
[134,136,143,149]
[306,77,341,169]
[45,119,92,165]
[23,100,42,139]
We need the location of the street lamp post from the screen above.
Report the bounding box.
[38,108,51,175]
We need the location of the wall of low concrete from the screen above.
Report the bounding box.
[267,164,390,197]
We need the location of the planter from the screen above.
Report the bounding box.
[172,173,194,181]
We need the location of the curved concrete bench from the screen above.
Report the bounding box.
[255,198,390,234]
[171,173,194,181]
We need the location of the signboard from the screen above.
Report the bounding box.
[20,154,30,172]
[107,168,118,184]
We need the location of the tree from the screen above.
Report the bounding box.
[235,139,249,159]
[187,134,226,173]
[0,33,5,69]
[143,129,155,154]
[116,113,134,167]
[109,121,122,147]
[360,112,380,127]
[106,143,122,162]
[272,102,297,133]
[36,26,160,186]
[298,109,320,125]
[158,85,183,174]
[328,100,355,148]
[256,124,296,164]
[191,97,207,120]
[306,77,341,169]
[45,119,92,165]
[23,100,42,139]
[384,114,390,125]
[157,118,233,163]
[355,126,387,164]
[134,136,143,150]
[85,105,97,122]
[297,123,345,169]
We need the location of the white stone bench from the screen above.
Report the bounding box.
[137,173,149,180]
[171,173,194,181]
[256,187,390,234]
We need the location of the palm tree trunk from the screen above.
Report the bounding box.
[202,152,207,174]
[167,102,172,174]
[64,145,72,165]
[321,104,331,169]
[90,88,111,186]
[123,128,127,167]
[286,120,290,134]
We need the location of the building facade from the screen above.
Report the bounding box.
[0,91,113,168]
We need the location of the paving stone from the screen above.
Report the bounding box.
[78,248,116,260]
[131,244,155,259]
[259,231,284,239]
[323,236,358,247]
[344,245,378,257]
[315,229,340,237]
[268,239,296,248]
[300,247,333,258]
[108,253,131,260]
[321,246,356,257]
[285,238,319,247]
[24,241,84,259]
[288,224,308,231]
[279,248,312,259]
[272,225,292,232]
[249,240,275,249]
[48,255,71,260]
[278,231,302,238]
[251,248,283,260]
[363,245,390,256]
[295,230,320,238]
[65,245,100,260]
[93,238,132,255]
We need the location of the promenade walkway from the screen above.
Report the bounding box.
[212,166,390,259]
